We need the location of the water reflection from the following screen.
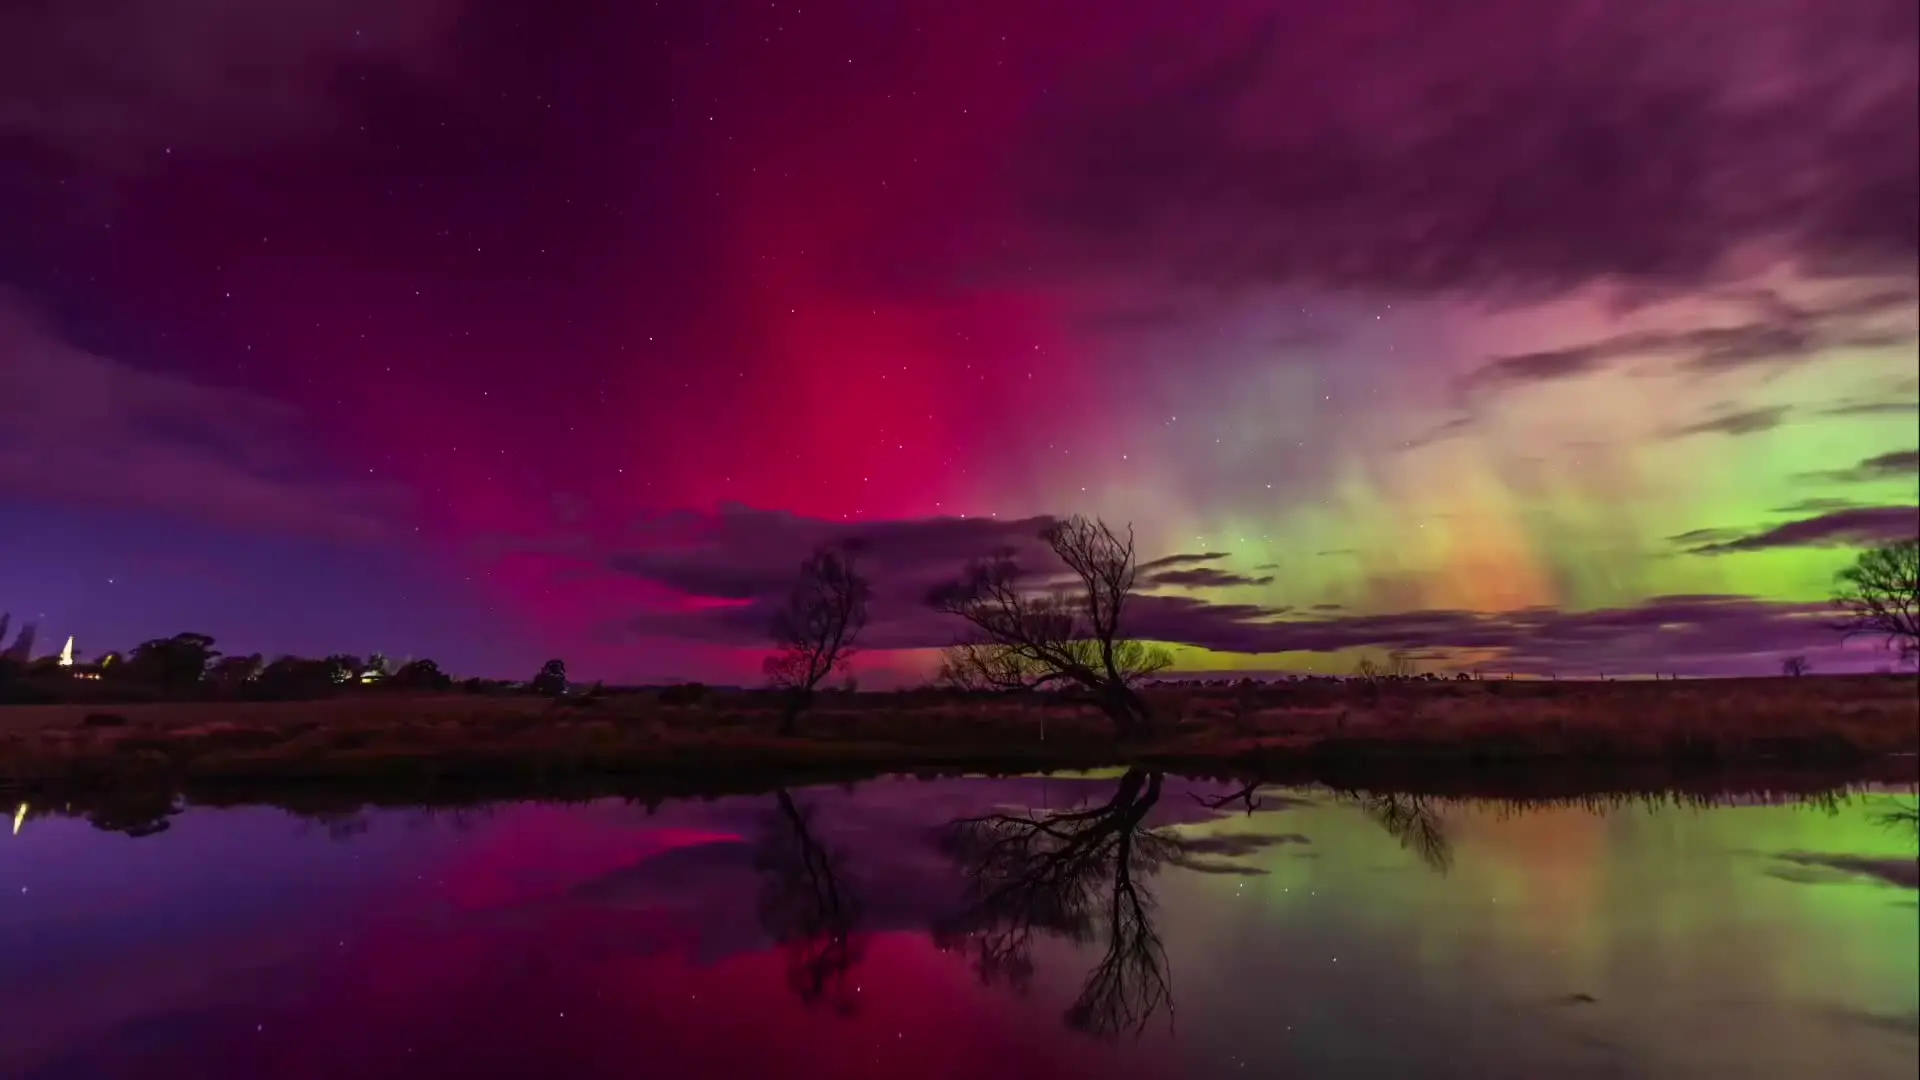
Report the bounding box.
[935,768,1180,1037]
[3,774,1916,1079]
[756,787,866,1011]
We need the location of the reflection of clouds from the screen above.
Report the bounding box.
[515,774,1305,988]
[1818,1006,1920,1039]
[10,775,1913,1078]
[1770,851,1919,889]
[0,924,317,1075]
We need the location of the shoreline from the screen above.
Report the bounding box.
[2,679,1915,804]
[8,752,1915,844]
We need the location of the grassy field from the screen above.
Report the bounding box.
[0,674,1914,799]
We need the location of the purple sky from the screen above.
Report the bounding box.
[0,0,1915,682]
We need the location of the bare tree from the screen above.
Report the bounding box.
[931,769,1177,1038]
[1781,654,1811,678]
[930,516,1171,738]
[754,789,866,1012]
[1832,539,1920,667]
[1346,792,1454,875]
[766,543,871,735]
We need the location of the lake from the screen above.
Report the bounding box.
[3,772,1916,1079]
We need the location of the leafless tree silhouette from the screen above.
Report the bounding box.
[1832,539,1920,667]
[930,516,1171,738]
[753,788,866,1013]
[1191,781,1265,816]
[1345,792,1454,875]
[931,769,1177,1038]
[1353,651,1417,680]
[1781,654,1811,678]
[766,542,871,735]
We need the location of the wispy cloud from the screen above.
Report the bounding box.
[1016,0,1917,301]
[1800,449,1920,485]
[0,0,470,173]
[1685,506,1919,555]
[1667,405,1792,439]
[0,293,409,542]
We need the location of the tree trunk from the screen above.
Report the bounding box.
[1099,683,1153,741]
[777,687,813,736]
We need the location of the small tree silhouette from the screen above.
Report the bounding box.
[765,543,871,736]
[1781,654,1811,678]
[1832,539,1920,667]
[930,516,1170,739]
[124,633,220,695]
[390,658,453,691]
[531,658,568,696]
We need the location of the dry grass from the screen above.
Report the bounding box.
[0,674,1913,794]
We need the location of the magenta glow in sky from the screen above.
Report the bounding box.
[0,0,1914,682]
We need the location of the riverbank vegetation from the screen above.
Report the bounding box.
[0,671,1913,794]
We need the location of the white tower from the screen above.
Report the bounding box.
[58,635,74,667]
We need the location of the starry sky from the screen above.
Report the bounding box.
[0,0,1915,684]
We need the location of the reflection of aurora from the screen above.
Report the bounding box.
[749,775,1916,1047]
[5,777,1916,1079]
[926,773,1459,1038]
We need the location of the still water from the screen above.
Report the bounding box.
[3,772,1915,1080]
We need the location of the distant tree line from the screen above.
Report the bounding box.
[6,531,1913,720]
[0,621,579,707]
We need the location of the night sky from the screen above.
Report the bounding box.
[1,0,1915,684]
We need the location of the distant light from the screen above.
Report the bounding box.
[11,803,24,837]
[58,636,74,667]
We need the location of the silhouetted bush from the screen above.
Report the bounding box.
[659,682,711,706]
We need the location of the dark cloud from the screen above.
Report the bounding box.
[1462,283,1918,397]
[1666,526,1748,547]
[1772,852,1919,890]
[1674,285,1918,374]
[0,0,470,174]
[1820,375,1920,417]
[546,773,1289,959]
[592,507,1850,674]
[1823,398,1920,417]
[1176,833,1311,857]
[1138,551,1230,572]
[1461,338,1650,394]
[1687,506,1919,555]
[1667,405,1792,439]
[607,507,1064,650]
[1398,416,1476,453]
[1016,0,1918,301]
[1801,450,1920,485]
[1769,497,1868,515]
[1144,567,1275,589]
[0,293,407,542]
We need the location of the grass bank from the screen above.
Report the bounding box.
[0,674,1913,798]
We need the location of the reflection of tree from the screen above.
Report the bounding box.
[83,789,182,838]
[754,788,866,1013]
[1347,791,1454,874]
[294,810,371,842]
[933,768,1178,1039]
